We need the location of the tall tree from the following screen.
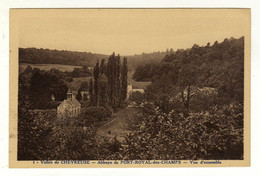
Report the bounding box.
[121,57,128,104]
[115,54,121,108]
[100,59,105,75]
[89,79,95,106]
[107,52,116,109]
[93,61,100,106]
[177,65,199,111]
[98,74,109,106]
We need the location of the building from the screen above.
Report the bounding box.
[127,81,151,99]
[57,87,81,118]
[172,86,218,102]
[80,90,90,100]
[127,83,133,99]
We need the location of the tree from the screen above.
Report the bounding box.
[129,91,145,105]
[121,102,243,160]
[89,79,95,106]
[121,57,128,104]
[106,52,120,110]
[29,69,68,109]
[115,54,121,108]
[98,74,109,106]
[100,59,105,75]
[93,61,100,106]
[93,53,128,110]
[177,65,199,111]
[18,77,53,160]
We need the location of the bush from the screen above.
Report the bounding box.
[83,106,112,121]
[129,91,145,105]
[120,102,243,160]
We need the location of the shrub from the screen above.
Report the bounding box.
[83,106,112,121]
[120,102,243,160]
[129,91,145,105]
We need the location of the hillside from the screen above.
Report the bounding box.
[19,48,108,66]
[126,52,167,71]
[19,48,167,69]
[133,36,244,104]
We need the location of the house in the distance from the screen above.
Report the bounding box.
[57,87,81,118]
[127,81,151,99]
[173,86,218,102]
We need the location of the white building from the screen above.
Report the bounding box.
[127,81,151,99]
[57,87,81,118]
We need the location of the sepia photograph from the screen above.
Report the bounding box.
[9,9,250,167]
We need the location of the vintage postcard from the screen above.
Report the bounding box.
[9,9,250,168]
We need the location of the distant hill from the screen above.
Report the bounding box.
[126,52,167,71]
[19,48,108,67]
[133,36,244,102]
[19,48,167,70]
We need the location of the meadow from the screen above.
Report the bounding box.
[19,63,82,73]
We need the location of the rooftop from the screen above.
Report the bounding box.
[131,81,151,89]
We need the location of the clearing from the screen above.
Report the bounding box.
[19,63,82,73]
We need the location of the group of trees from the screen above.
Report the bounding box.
[19,48,107,66]
[19,47,169,72]
[20,64,94,109]
[119,101,243,160]
[18,94,115,160]
[71,66,92,77]
[88,53,128,111]
[133,37,244,111]
[20,68,68,109]
[18,95,243,160]
[18,36,245,161]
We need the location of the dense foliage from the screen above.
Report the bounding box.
[18,37,244,161]
[19,48,167,70]
[120,102,243,160]
[134,37,244,110]
[19,48,107,66]
[126,51,167,71]
[91,53,128,111]
[25,69,68,109]
[71,66,92,77]
[82,106,112,122]
[129,91,145,105]
[18,90,114,160]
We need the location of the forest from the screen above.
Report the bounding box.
[19,48,107,66]
[19,47,169,70]
[18,37,244,160]
[133,37,244,106]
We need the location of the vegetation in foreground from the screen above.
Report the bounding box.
[18,37,244,160]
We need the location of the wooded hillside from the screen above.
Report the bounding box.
[19,48,108,66]
[133,37,244,104]
[19,48,167,69]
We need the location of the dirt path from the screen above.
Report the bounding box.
[96,107,140,142]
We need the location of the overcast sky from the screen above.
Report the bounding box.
[18,9,249,55]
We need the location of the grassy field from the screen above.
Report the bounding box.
[19,63,82,73]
